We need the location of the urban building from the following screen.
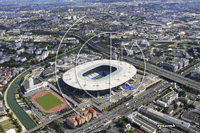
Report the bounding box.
[127,111,157,133]
[138,106,198,133]
[156,100,168,107]
[161,91,178,105]
[66,107,97,128]
[22,77,48,94]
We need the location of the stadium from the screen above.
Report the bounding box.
[62,59,137,97]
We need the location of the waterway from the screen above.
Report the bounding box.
[6,70,36,130]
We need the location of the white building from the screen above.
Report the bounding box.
[35,49,42,55]
[20,57,27,62]
[14,57,21,62]
[6,129,16,133]
[140,39,150,47]
[162,91,178,105]
[3,80,7,85]
[12,29,20,34]
[23,78,48,94]
[156,100,168,107]
[0,52,3,57]
[15,42,22,48]
[0,30,5,36]
[16,48,25,55]
[138,106,198,133]
[127,111,157,133]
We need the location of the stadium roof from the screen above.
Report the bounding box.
[62,59,137,91]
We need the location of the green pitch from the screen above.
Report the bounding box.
[34,93,63,111]
[95,75,105,80]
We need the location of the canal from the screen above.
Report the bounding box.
[6,70,36,130]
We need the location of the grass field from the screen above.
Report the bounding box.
[95,75,105,80]
[34,93,63,111]
[0,119,15,132]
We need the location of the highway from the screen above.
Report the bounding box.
[68,80,170,133]
[71,33,200,90]
[27,30,200,132]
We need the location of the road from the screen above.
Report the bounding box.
[67,81,170,133]
[74,33,200,90]
[27,30,200,133]
[32,30,200,91]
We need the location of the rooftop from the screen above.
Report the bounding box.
[62,59,136,91]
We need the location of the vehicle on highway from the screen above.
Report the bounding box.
[125,103,130,106]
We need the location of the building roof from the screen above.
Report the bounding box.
[43,66,57,76]
[133,129,143,133]
[6,129,16,133]
[62,59,137,91]
[23,78,43,90]
[86,107,96,113]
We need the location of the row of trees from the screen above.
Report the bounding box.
[7,111,22,132]
[59,107,71,115]
[18,87,32,110]
[155,88,171,101]
[104,95,133,111]
[181,85,200,95]
[183,100,195,110]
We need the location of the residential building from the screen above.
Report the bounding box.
[66,107,96,128]
[0,30,5,36]
[0,100,5,115]
[161,91,178,105]
[16,48,25,55]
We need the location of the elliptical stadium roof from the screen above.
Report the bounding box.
[62,59,137,91]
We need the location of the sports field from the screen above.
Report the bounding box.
[95,75,104,80]
[34,93,63,111]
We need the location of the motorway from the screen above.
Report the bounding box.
[32,30,200,91]
[27,30,200,133]
[72,33,200,91]
[67,80,170,133]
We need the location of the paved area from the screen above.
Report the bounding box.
[0,116,9,122]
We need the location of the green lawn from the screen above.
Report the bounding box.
[0,119,15,132]
[95,75,105,80]
[34,93,63,111]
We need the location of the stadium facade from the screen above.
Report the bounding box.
[61,59,137,97]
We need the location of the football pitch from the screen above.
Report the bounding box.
[34,93,63,111]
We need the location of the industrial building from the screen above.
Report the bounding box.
[138,106,199,133]
[127,111,157,133]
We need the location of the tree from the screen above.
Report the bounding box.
[17,125,22,132]
[174,104,178,110]
[44,125,49,131]
[6,109,10,113]
[157,107,162,112]
[162,107,169,114]
[179,90,186,97]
